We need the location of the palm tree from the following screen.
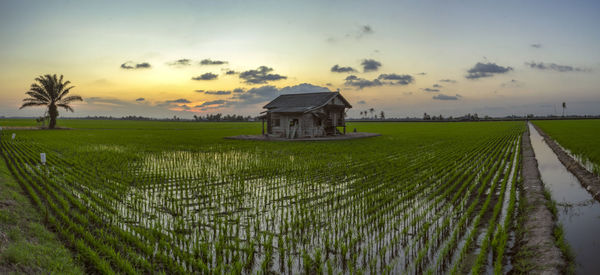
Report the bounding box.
[20,74,83,129]
[562,102,566,117]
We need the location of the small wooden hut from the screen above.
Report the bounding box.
[261,92,352,139]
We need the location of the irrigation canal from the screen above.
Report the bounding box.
[528,123,600,274]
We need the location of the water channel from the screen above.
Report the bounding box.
[528,122,600,274]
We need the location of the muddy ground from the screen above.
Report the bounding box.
[515,128,565,274]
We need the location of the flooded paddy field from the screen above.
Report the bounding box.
[0,119,549,274]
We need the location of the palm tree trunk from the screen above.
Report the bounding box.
[48,104,58,129]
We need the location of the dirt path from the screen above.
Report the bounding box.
[515,127,565,274]
[532,123,600,202]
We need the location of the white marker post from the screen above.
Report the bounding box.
[12,133,16,140]
[40,153,46,166]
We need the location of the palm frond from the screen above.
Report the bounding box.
[57,85,75,100]
[25,91,50,103]
[60,95,83,104]
[57,103,74,112]
[19,102,48,109]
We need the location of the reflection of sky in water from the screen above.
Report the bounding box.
[529,123,600,274]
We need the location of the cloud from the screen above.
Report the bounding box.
[331,64,357,73]
[432,84,442,88]
[416,72,427,75]
[196,99,228,108]
[120,61,151,70]
[328,24,375,42]
[165,98,191,104]
[530,43,542,49]
[344,75,382,89]
[135,98,145,101]
[200,59,228,65]
[279,83,330,94]
[168,59,191,66]
[361,59,382,72]
[525,61,589,72]
[195,83,332,110]
[86,97,132,106]
[203,90,232,95]
[192,73,218,80]
[356,25,374,38]
[239,66,287,84]
[433,94,461,100]
[439,79,457,83]
[403,92,413,95]
[345,73,414,89]
[423,88,440,92]
[233,88,245,93]
[465,62,513,79]
[500,79,523,88]
[378,74,414,85]
[225,70,237,75]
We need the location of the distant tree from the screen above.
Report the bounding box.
[562,102,566,117]
[19,74,83,129]
[423,112,430,120]
[380,111,385,120]
[369,108,375,119]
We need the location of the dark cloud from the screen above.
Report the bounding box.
[233,88,245,93]
[356,25,374,38]
[279,83,330,94]
[204,90,232,95]
[328,24,375,42]
[331,64,357,73]
[423,88,440,92]
[345,73,414,89]
[86,97,132,106]
[168,59,191,66]
[433,94,461,100]
[166,98,191,104]
[439,79,457,83]
[465,62,513,79]
[378,74,414,85]
[200,59,228,65]
[344,75,382,89]
[196,99,228,108]
[225,70,237,75]
[357,100,366,104]
[361,59,382,72]
[416,72,427,75]
[196,83,332,110]
[135,97,145,101]
[500,79,523,88]
[239,66,287,84]
[530,44,542,49]
[192,73,218,81]
[120,62,151,70]
[432,84,442,88]
[525,61,589,72]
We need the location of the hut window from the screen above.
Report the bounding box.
[273,118,280,127]
[314,118,321,126]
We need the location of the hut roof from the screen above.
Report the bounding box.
[263,92,351,113]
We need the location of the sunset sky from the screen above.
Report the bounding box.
[1,0,599,118]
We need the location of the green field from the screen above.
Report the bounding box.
[0,119,525,274]
[534,119,600,174]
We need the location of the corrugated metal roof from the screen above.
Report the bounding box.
[263,92,351,112]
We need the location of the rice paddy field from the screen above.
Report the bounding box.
[534,119,600,175]
[0,119,525,274]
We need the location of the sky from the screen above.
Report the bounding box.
[0,0,599,119]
